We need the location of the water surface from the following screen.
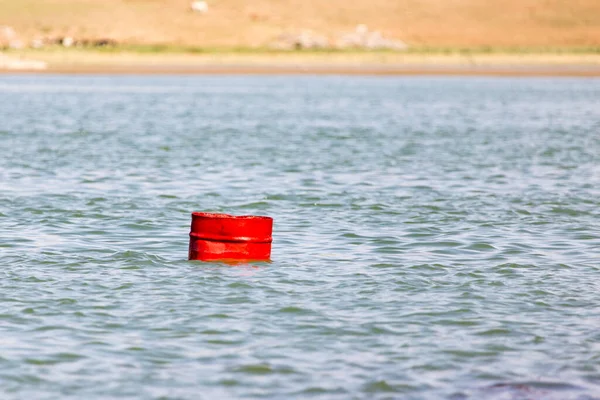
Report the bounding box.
[1,75,599,399]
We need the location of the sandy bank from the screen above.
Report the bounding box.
[2,51,600,76]
[0,53,47,70]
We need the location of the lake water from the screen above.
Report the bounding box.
[1,75,599,399]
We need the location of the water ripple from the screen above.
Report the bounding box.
[0,75,599,399]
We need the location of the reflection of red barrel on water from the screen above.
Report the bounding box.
[188,212,273,261]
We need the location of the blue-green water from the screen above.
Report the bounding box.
[1,75,599,399]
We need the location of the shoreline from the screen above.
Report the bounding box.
[2,50,600,76]
[6,65,600,77]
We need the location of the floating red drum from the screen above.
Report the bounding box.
[188,212,273,262]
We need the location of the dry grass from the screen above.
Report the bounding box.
[4,49,600,76]
[0,0,599,48]
[10,48,600,66]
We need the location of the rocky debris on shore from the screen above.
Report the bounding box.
[29,36,118,48]
[0,26,24,49]
[0,53,47,70]
[271,30,330,50]
[31,38,44,49]
[62,36,75,47]
[271,25,407,51]
[71,38,118,47]
[191,1,208,13]
[337,25,407,50]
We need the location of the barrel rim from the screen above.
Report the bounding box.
[191,212,272,222]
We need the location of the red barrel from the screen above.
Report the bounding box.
[188,212,273,261]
